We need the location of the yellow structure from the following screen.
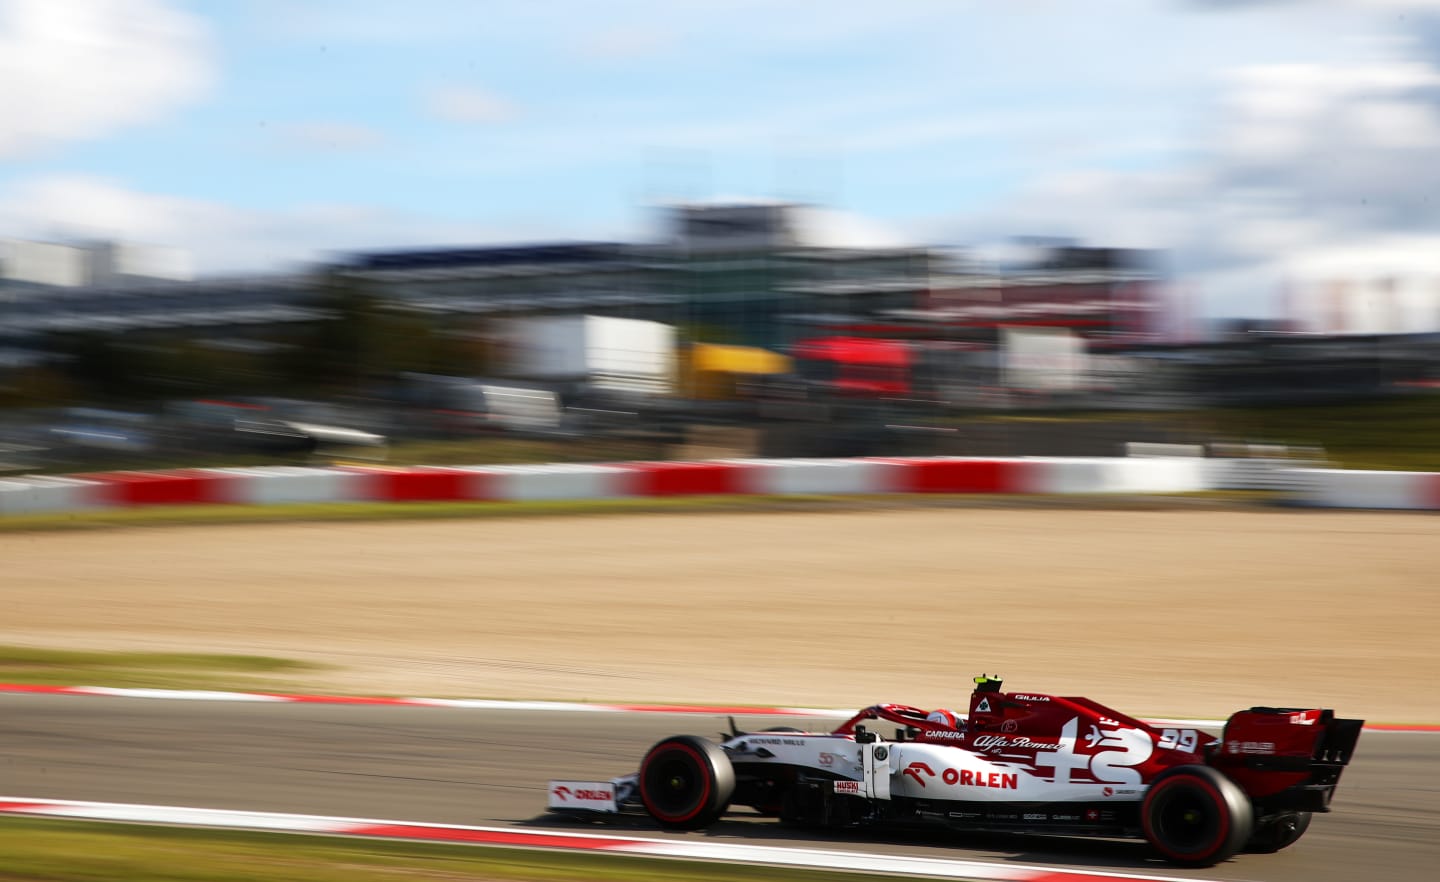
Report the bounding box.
[681,343,792,400]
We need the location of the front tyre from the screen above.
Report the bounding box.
[1141,766,1254,867]
[1246,811,1312,853]
[638,735,734,830]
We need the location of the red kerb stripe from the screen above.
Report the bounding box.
[253,693,422,705]
[616,703,799,715]
[345,824,635,850]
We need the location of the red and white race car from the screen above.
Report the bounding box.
[547,676,1363,867]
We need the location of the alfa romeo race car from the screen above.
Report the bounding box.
[547,676,1363,867]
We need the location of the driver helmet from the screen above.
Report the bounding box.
[926,709,961,729]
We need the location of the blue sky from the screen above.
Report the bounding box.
[4,0,1440,318]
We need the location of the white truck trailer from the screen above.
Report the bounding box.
[498,315,675,396]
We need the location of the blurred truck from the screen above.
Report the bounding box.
[392,374,565,438]
[497,315,675,397]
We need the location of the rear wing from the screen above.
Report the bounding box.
[1212,707,1363,812]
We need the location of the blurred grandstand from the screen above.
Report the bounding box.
[2,204,1439,471]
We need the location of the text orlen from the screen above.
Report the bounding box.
[953,769,1018,789]
[902,761,1018,790]
[553,785,612,801]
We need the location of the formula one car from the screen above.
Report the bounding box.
[547,676,1363,867]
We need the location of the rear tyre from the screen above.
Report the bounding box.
[1141,766,1254,867]
[638,735,734,830]
[1245,811,1312,853]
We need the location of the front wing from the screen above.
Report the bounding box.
[547,775,639,815]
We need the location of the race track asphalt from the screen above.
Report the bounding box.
[1,694,1435,881]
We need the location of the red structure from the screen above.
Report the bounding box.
[790,336,912,396]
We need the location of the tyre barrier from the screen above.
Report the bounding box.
[8,456,1435,516]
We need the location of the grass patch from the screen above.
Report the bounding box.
[18,436,674,479]
[0,495,869,532]
[0,645,321,691]
[1201,395,1440,471]
[0,491,1270,534]
[956,393,1440,471]
[0,817,925,882]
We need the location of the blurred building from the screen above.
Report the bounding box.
[0,209,1177,409]
[332,203,933,350]
[845,242,1163,344]
[1,238,191,288]
[1282,276,1440,337]
[660,201,932,348]
[0,275,321,345]
[0,271,325,399]
[1269,243,1440,335]
[332,241,675,325]
[0,240,308,383]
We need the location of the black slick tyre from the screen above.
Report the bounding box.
[638,735,735,830]
[1246,810,1312,853]
[1141,766,1254,867]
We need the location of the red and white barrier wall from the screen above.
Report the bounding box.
[0,457,1225,516]
[1292,468,1440,510]
[6,457,1435,515]
[29,458,1440,512]
[0,475,103,515]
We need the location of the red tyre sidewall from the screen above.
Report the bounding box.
[1142,773,1232,864]
[641,741,714,825]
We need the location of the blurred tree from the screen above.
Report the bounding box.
[167,341,272,398]
[47,331,161,401]
[370,311,442,376]
[674,321,739,346]
[286,273,387,391]
[429,325,493,377]
[285,274,491,391]
[1,365,76,407]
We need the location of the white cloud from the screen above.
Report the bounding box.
[575,25,676,61]
[1196,0,1440,8]
[1210,61,1440,225]
[424,85,517,124]
[912,52,1440,321]
[1215,61,1440,157]
[0,175,608,274]
[273,121,388,152]
[0,0,213,158]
